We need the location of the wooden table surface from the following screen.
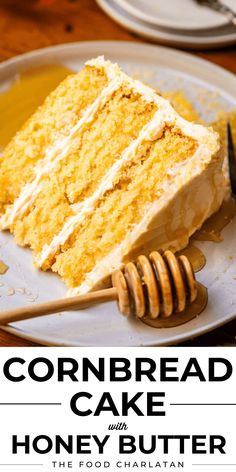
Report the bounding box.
[0,0,235,346]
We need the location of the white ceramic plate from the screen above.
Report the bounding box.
[113,0,236,31]
[97,0,236,49]
[0,41,236,346]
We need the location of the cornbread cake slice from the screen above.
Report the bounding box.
[0,57,225,295]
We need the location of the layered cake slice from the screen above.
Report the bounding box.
[0,57,225,295]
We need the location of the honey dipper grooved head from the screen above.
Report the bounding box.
[112,250,198,319]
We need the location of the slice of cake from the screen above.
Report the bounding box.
[0,57,225,295]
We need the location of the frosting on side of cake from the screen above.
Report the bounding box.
[68,149,224,296]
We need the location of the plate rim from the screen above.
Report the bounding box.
[1,39,236,346]
[1,39,236,89]
[113,0,228,31]
[96,0,236,49]
[3,309,236,347]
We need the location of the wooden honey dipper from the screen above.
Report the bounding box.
[0,250,207,326]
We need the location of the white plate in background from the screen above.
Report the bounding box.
[97,0,236,49]
[113,0,236,31]
[0,41,236,346]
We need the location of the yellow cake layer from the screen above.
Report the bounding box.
[11,87,157,252]
[52,127,197,288]
[0,64,108,213]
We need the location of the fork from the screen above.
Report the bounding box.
[227,122,236,199]
[195,0,236,26]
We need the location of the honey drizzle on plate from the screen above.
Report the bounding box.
[0,64,74,149]
[194,199,236,243]
[178,244,206,272]
[143,200,236,328]
[142,283,208,329]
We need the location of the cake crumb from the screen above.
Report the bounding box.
[7,287,15,296]
[0,260,9,275]
[15,287,38,302]
[27,295,38,303]
[16,287,27,294]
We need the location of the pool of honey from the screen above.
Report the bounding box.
[194,199,236,243]
[142,199,236,329]
[142,283,208,329]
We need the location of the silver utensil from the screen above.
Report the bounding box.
[195,0,236,26]
[227,123,236,199]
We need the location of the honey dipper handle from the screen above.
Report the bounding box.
[0,288,118,325]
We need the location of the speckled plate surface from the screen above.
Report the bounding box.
[0,41,236,346]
